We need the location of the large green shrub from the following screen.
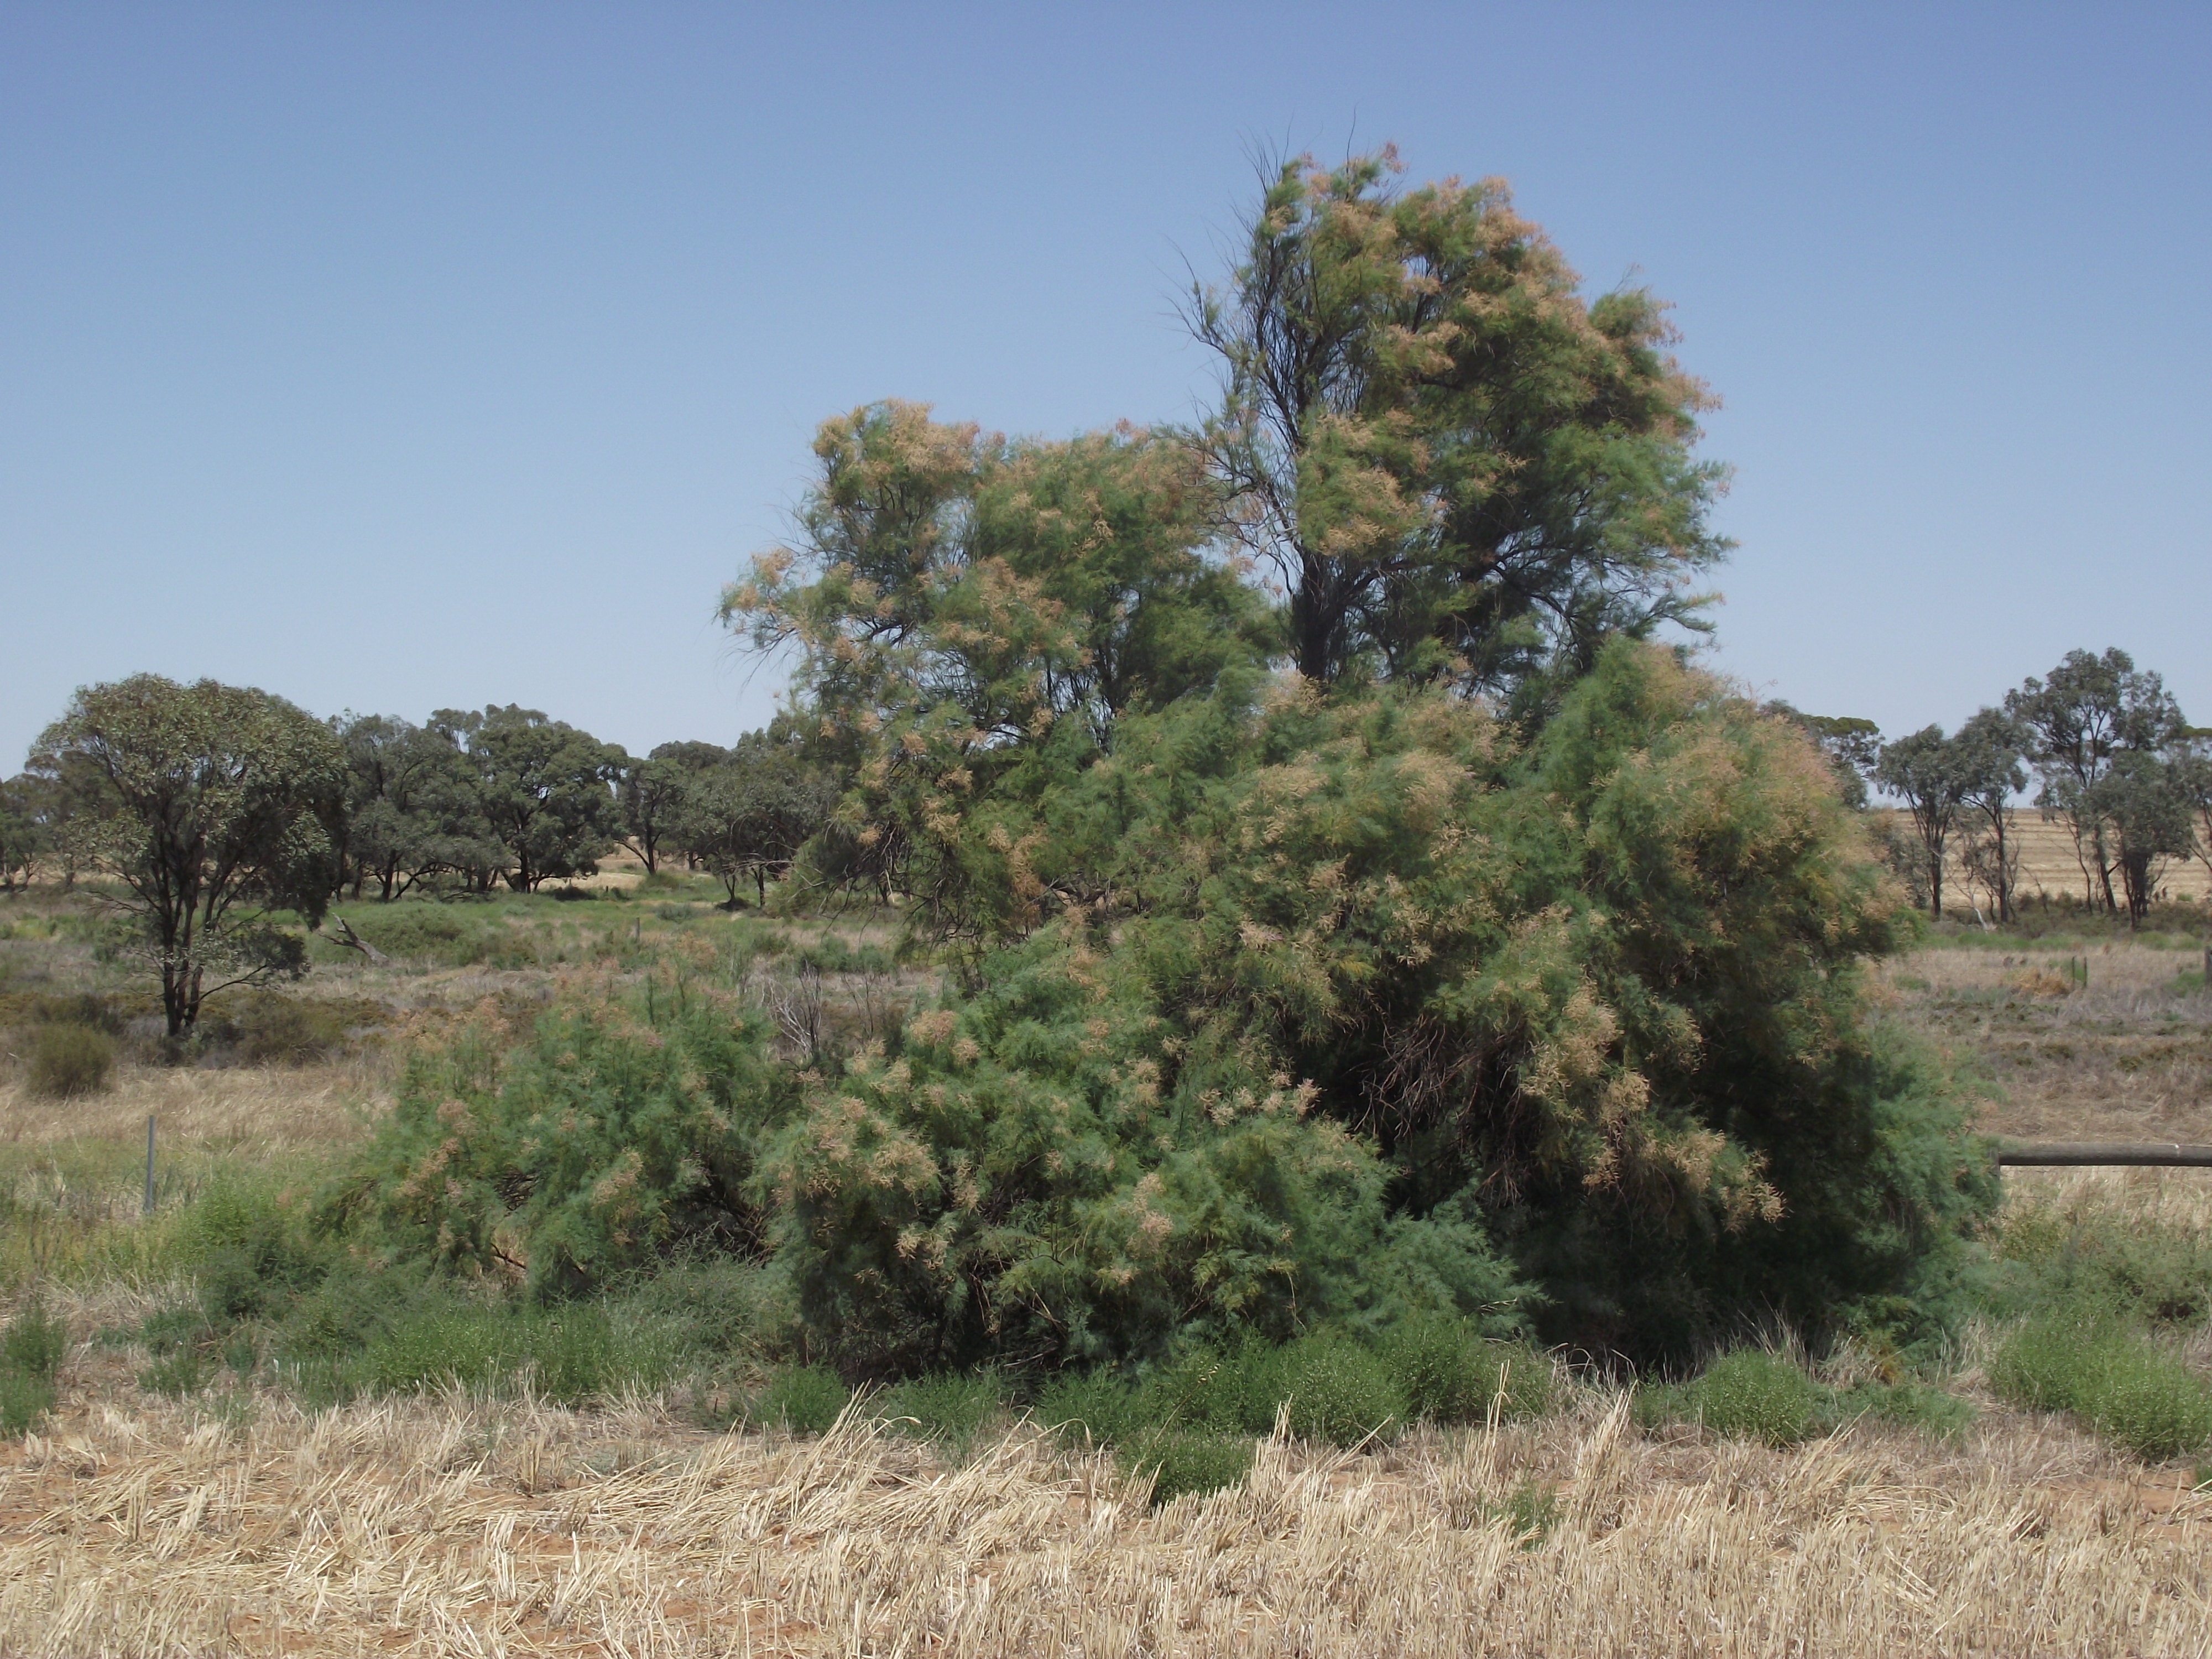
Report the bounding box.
[325,649,1992,1371]
[764,940,1529,1375]
[939,644,1997,1360]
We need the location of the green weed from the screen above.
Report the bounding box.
[748,1364,849,1433]
[0,1298,67,1437]
[1122,1431,1254,1507]
[878,1371,1003,1447]
[1990,1313,2212,1463]
[1384,1316,1552,1425]
[142,1346,208,1397]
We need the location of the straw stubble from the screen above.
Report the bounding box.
[1,1386,2205,1656]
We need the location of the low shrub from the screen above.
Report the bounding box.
[1991,1313,2212,1463]
[1280,1335,1405,1448]
[1123,1431,1254,1507]
[748,1364,850,1433]
[27,1022,114,1097]
[1835,1380,1977,1439]
[0,1370,56,1435]
[1143,1340,1290,1437]
[184,1181,330,1326]
[324,906,487,967]
[617,1255,795,1359]
[335,1300,676,1404]
[3,1299,69,1379]
[1045,1322,1534,1460]
[1384,1316,1552,1425]
[1036,1370,1147,1446]
[878,1371,1003,1447]
[1644,1349,1820,1447]
[142,1346,207,1397]
[329,1003,795,1299]
[0,1299,67,1437]
[205,992,384,1065]
[1996,1201,2212,1328]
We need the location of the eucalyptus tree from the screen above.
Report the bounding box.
[436,706,624,893]
[2093,750,2197,923]
[32,676,346,1037]
[335,713,481,900]
[1875,727,1969,919]
[0,774,50,891]
[2005,649,2184,912]
[1950,708,2031,922]
[671,729,839,907]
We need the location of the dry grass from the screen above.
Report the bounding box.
[0,1380,2203,1658]
[1880,945,2212,1144]
[0,1057,379,1155]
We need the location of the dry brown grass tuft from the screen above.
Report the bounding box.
[0,1057,380,1155]
[1,1384,2205,1656]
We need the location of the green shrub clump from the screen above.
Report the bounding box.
[28,1022,115,1097]
[330,1004,796,1300]
[747,1364,850,1433]
[1991,1312,2212,1463]
[1641,1348,1819,1447]
[1384,1317,1553,1425]
[1,1300,67,1435]
[1128,1432,1256,1506]
[1684,1349,1820,1446]
[878,1371,1005,1447]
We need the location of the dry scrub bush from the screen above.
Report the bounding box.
[27,1021,114,1097]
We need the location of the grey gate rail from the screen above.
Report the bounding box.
[1997,1142,2212,1168]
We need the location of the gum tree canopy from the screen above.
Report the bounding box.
[32,675,346,1037]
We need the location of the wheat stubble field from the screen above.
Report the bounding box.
[4,883,2212,1656]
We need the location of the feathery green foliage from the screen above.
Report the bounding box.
[332,1000,796,1298]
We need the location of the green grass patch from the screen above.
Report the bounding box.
[746,1364,851,1433]
[877,1371,1004,1448]
[1639,1348,1976,1447]
[0,1298,67,1436]
[1122,1431,1255,1506]
[1990,1312,2212,1463]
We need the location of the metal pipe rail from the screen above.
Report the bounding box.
[1996,1142,2212,1168]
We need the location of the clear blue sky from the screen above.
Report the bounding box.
[5,3,2207,769]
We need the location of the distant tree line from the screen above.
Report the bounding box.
[1,677,841,1036]
[1779,648,2210,926]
